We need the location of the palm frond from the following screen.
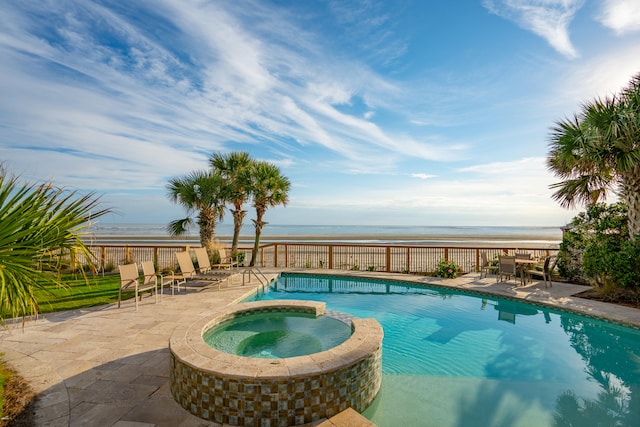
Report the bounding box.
[0,167,110,320]
[167,218,194,236]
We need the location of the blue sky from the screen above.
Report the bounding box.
[1,0,640,228]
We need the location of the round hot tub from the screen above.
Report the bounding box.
[203,310,352,359]
[169,300,383,426]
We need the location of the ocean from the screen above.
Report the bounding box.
[85,223,564,247]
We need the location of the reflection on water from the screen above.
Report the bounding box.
[250,273,640,427]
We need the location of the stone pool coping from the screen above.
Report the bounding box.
[169,300,383,380]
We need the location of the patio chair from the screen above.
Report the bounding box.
[479,252,499,278]
[496,255,518,284]
[141,260,186,297]
[118,263,157,310]
[525,256,556,288]
[175,251,230,289]
[194,247,213,274]
[212,245,238,270]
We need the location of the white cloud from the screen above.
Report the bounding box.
[410,173,437,180]
[483,0,584,58]
[597,0,640,34]
[0,0,468,193]
[284,157,576,226]
[551,43,640,109]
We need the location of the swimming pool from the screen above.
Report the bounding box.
[249,273,640,427]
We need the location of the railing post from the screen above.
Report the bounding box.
[101,246,107,271]
[475,249,480,272]
[385,247,391,273]
[153,247,159,268]
[125,246,131,263]
[444,247,449,262]
[285,244,289,268]
[328,245,333,269]
[273,244,278,267]
[404,247,411,273]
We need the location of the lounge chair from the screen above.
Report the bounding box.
[141,260,186,297]
[496,255,518,284]
[118,263,158,310]
[525,256,556,288]
[175,251,230,289]
[212,246,238,270]
[479,252,499,278]
[194,247,213,274]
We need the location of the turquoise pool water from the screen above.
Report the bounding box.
[202,311,352,358]
[249,273,640,427]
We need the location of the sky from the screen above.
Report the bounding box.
[1,0,640,228]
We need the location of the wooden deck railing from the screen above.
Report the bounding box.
[71,242,559,275]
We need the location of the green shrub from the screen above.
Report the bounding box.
[558,202,640,293]
[232,251,245,266]
[434,259,459,279]
[557,202,629,283]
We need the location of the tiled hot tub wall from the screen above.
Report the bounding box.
[169,300,383,427]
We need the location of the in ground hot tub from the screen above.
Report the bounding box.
[203,310,353,358]
[169,300,383,426]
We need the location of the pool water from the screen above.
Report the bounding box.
[202,311,352,358]
[249,274,640,427]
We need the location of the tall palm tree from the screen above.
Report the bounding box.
[166,170,225,251]
[210,151,253,256]
[547,73,640,238]
[248,161,291,267]
[0,166,110,320]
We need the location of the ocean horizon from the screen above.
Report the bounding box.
[88,222,564,236]
[85,223,564,247]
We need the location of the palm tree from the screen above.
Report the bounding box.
[547,73,640,238]
[248,161,291,267]
[0,166,110,320]
[166,170,225,251]
[210,151,253,256]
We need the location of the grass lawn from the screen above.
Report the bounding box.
[1,273,133,319]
